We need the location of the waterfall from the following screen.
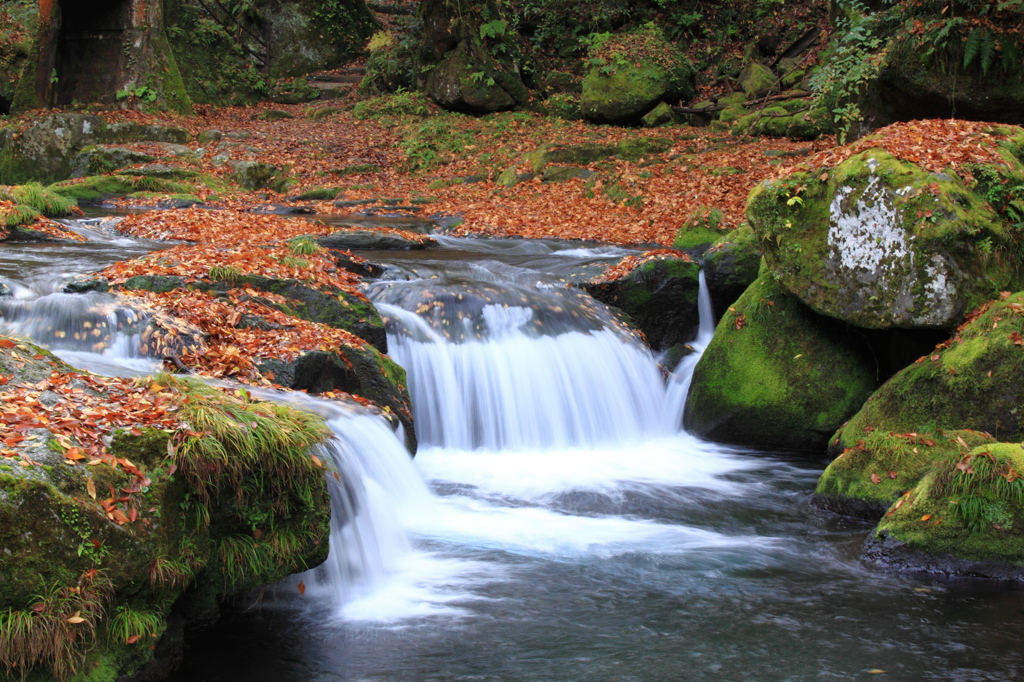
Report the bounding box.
[665,270,715,428]
[378,302,669,450]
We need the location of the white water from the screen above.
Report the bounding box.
[279,268,770,623]
[665,269,717,426]
[3,226,762,627]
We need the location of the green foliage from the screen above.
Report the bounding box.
[401,117,475,173]
[287,235,321,256]
[208,266,242,283]
[509,0,635,57]
[809,5,890,143]
[115,86,159,104]
[106,606,163,646]
[3,182,77,217]
[353,91,431,120]
[934,448,1024,531]
[0,570,112,680]
[168,375,331,508]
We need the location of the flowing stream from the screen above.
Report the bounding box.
[3,219,1024,681]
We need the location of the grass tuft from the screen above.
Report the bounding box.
[0,570,113,680]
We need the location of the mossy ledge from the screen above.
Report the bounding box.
[0,343,332,682]
[864,443,1024,580]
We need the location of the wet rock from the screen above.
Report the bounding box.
[259,347,416,453]
[864,442,1024,580]
[583,255,701,350]
[701,223,762,320]
[318,229,436,251]
[827,290,1024,473]
[814,429,996,520]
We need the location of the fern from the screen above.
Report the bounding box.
[980,29,997,75]
[963,27,983,69]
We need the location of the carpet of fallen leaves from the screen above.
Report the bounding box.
[782,119,1016,183]
[12,100,1021,253]
[1,339,181,492]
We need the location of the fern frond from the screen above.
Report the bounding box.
[963,27,983,69]
[980,30,996,75]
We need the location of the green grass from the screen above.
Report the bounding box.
[106,606,164,646]
[0,570,112,680]
[287,236,321,255]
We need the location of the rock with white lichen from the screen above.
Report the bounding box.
[746,131,1024,330]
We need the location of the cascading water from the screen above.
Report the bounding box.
[665,269,717,426]
[12,224,1024,681]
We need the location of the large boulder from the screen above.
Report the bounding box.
[865,443,1024,580]
[823,290,1024,506]
[0,114,192,184]
[0,343,331,680]
[864,36,1024,129]
[748,147,1023,329]
[425,44,521,113]
[814,428,996,519]
[581,24,694,125]
[418,0,528,113]
[684,272,877,450]
[583,253,701,350]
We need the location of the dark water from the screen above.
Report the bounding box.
[175,450,1024,682]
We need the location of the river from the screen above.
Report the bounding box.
[2,217,1023,681]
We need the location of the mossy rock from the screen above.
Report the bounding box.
[814,428,996,519]
[229,161,292,193]
[580,24,695,125]
[71,146,156,178]
[683,273,878,450]
[258,347,415,453]
[748,148,1022,330]
[702,223,762,319]
[829,291,1024,469]
[50,175,194,205]
[731,103,831,140]
[240,275,388,353]
[738,62,776,98]
[673,206,728,252]
[616,136,673,162]
[164,0,269,106]
[0,344,332,681]
[582,256,701,350]
[865,443,1024,579]
[718,103,748,125]
[425,43,520,113]
[641,101,679,128]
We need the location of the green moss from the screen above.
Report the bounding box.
[876,443,1024,564]
[291,187,343,201]
[836,290,1024,446]
[616,136,673,162]
[50,175,193,203]
[673,206,727,250]
[684,273,877,450]
[817,428,995,515]
[580,23,694,124]
[749,148,1018,329]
